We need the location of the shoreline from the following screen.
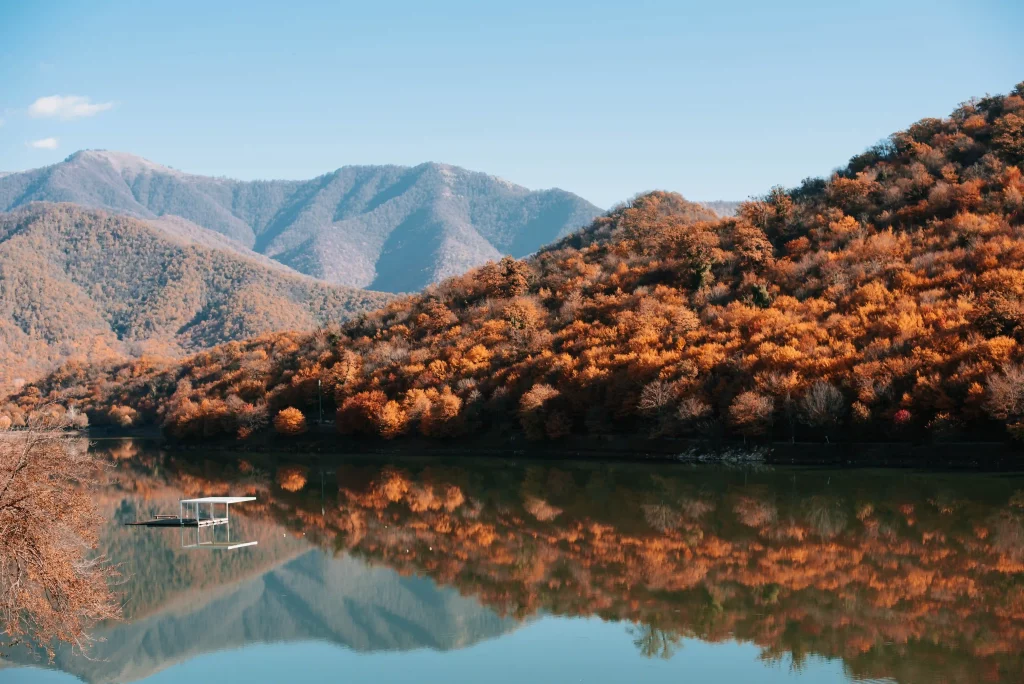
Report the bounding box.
[83,424,1024,471]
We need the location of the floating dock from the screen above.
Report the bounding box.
[127,496,258,549]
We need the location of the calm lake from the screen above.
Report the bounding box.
[2,440,1023,683]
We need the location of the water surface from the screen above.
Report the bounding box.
[3,442,1023,683]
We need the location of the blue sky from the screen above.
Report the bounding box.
[1,0,1021,208]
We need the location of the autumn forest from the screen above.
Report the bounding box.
[3,83,1024,450]
[5,1,1024,680]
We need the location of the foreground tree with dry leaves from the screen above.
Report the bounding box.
[0,416,120,658]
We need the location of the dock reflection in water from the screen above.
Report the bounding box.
[127,496,259,550]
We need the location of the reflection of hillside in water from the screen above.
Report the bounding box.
[14,442,519,683]
[47,549,518,683]
[13,441,1024,684]
[241,454,1024,684]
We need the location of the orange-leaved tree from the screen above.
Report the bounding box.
[273,407,307,436]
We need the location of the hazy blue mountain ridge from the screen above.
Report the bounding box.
[0,151,603,292]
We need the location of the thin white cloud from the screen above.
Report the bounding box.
[28,137,59,150]
[28,95,115,120]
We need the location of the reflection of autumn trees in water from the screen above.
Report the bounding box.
[110,446,1024,683]
[218,459,1022,684]
[629,622,682,660]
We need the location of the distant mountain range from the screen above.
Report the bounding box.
[699,199,741,217]
[0,204,393,388]
[0,150,604,292]
[0,151,744,390]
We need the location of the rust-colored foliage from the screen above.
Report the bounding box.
[0,420,120,657]
[275,464,308,492]
[107,405,137,428]
[273,407,307,436]
[164,458,1024,683]
[0,205,394,396]
[9,82,1024,446]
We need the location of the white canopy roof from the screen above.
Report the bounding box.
[179,497,256,504]
[186,541,259,550]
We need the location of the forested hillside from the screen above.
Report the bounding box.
[7,83,1024,446]
[0,204,391,391]
[0,151,602,292]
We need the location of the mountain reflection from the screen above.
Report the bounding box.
[50,547,517,683]
[15,442,1024,683]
